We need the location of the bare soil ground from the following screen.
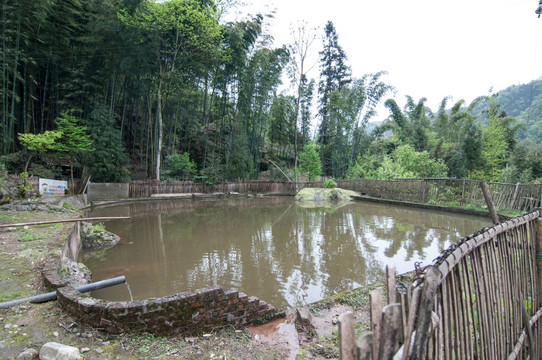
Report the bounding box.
[0,203,401,360]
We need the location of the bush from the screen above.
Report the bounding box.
[163,152,196,181]
[18,172,34,198]
[324,179,337,188]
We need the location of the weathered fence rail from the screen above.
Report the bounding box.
[339,210,542,359]
[125,178,542,212]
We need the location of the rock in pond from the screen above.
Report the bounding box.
[294,187,359,202]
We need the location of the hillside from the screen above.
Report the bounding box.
[473,78,542,143]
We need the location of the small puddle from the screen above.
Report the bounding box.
[248,314,300,360]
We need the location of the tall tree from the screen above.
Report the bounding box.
[289,21,317,169]
[54,111,94,192]
[317,21,351,175]
[86,105,130,182]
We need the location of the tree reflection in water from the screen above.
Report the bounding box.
[84,198,490,309]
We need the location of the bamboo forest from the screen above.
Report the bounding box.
[2,0,542,185]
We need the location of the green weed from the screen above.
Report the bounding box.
[62,202,74,210]
[0,290,22,302]
[17,230,45,242]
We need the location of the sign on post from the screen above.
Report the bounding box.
[39,178,67,196]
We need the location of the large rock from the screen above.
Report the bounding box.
[81,222,120,248]
[294,187,359,202]
[39,342,82,360]
[16,348,39,360]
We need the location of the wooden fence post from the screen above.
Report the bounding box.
[339,312,356,360]
[386,266,397,304]
[370,288,384,357]
[510,182,520,210]
[536,218,542,308]
[412,266,440,360]
[460,179,466,207]
[356,333,373,360]
[379,304,403,359]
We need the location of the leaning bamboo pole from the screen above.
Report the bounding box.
[0,217,130,229]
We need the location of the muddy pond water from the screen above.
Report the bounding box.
[83,197,490,309]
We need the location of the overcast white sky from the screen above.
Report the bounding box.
[226,0,542,119]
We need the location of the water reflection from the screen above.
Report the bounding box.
[84,198,489,309]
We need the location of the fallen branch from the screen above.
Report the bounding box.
[268,159,292,182]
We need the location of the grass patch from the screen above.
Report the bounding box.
[62,201,74,210]
[130,333,187,358]
[0,290,22,302]
[16,224,62,242]
[0,214,17,221]
[17,229,52,242]
[309,342,339,358]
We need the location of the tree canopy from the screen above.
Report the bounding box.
[1,2,540,185]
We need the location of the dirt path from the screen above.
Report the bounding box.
[0,203,390,359]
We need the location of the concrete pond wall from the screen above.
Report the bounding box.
[87,183,130,202]
[43,221,277,335]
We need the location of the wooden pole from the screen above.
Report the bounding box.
[510,182,520,210]
[460,179,466,207]
[378,304,403,359]
[480,181,500,225]
[370,288,384,357]
[356,333,373,360]
[386,265,397,304]
[412,266,440,360]
[0,217,130,229]
[338,311,355,360]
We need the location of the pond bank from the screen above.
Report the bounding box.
[0,191,503,359]
[0,199,392,359]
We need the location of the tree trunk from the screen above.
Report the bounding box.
[155,78,163,181]
[480,181,500,225]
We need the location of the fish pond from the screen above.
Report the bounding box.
[83,197,490,309]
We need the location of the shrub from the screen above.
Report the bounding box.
[18,172,34,198]
[163,152,196,181]
[324,179,337,189]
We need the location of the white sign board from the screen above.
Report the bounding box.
[39,178,67,196]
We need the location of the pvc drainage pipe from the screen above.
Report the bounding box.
[0,275,126,308]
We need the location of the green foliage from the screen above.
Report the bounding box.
[86,105,130,182]
[481,101,511,181]
[54,112,94,156]
[17,172,34,199]
[323,179,337,188]
[62,202,74,211]
[18,131,62,173]
[0,290,22,302]
[163,152,196,181]
[54,111,94,191]
[298,143,322,181]
[198,151,224,186]
[18,131,61,153]
[2,0,539,185]
[393,145,448,178]
[347,145,447,180]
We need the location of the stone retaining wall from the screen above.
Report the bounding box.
[45,222,277,335]
[56,285,275,335]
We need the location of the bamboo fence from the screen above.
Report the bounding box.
[126,178,542,212]
[339,210,542,359]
